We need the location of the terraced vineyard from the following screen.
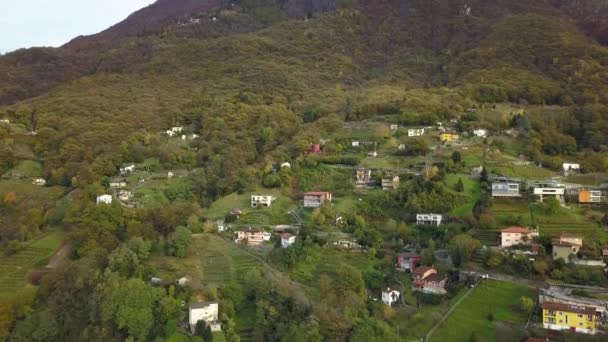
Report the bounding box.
[0,233,63,297]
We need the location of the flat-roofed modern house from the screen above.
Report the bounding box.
[533,182,565,203]
[416,214,443,226]
[491,178,521,198]
[303,192,332,208]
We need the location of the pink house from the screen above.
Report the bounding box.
[235,227,265,246]
[412,267,447,295]
[501,227,538,248]
[397,253,421,272]
[308,144,322,154]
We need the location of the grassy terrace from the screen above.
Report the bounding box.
[432,281,536,342]
[0,232,64,298]
[446,174,481,217]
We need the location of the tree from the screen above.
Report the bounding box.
[454,178,465,192]
[543,197,561,214]
[195,320,213,342]
[450,234,481,266]
[167,226,192,257]
[519,296,534,314]
[451,151,462,163]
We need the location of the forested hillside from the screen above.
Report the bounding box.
[1,0,608,341]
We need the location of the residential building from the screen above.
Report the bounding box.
[501,227,538,248]
[412,267,447,295]
[381,288,400,306]
[32,178,46,186]
[396,252,421,272]
[439,131,459,143]
[251,195,276,208]
[382,175,400,191]
[167,171,174,179]
[578,189,603,204]
[331,240,362,250]
[390,124,399,131]
[398,144,406,151]
[120,164,135,174]
[0,119,9,124]
[189,302,221,332]
[352,140,360,147]
[542,301,598,335]
[216,220,226,232]
[280,162,291,169]
[416,214,443,226]
[470,166,484,179]
[472,129,487,138]
[563,163,581,176]
[110,181,127,188]
[166,130,176,137]
[367,151,378,158]
[96,195,113,205]
[235,227,265,246]
[533,182,565,203]
[263,232,271,241]
[171,126,184,133]
[491,178,521,198]
[281,233,296,248]
[355,168,373,189]
[303,192,332,208]
[308,144,322,154]
[552,234,583,261]
[408,128,425,137]
[118,190,132,201]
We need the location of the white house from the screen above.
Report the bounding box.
[167,171,175,179]
[416,214,443,226]
[171,126,184,133]
[491,178,520,198]
[390,124,399,131]
[216,220,226,232]
[0,119,9,124]
[352,140,360,147]
[96,195,113,205]
[120,164,135,174]
[32,178,46,186]
[382,175,400,191]
[189,302,221,332]
[165,130,176,137]
[533,182,565,203]
[398,144,406,151]
[110,181,127,189]
[263,232,272,241]
[280,162,291,169]
[281,233,296,248]
[251,195,276,208]
[562,163,580,176]
[501,227,538,248]
[118,190,132,201]
[367,151,378,158]
[408,128,425,137]
[472,129,487,138]
[381,288,401,307]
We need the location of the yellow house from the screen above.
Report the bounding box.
[542,301,598,334]
[439,131,459,142]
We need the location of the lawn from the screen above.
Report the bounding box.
[205,188,288,220]
[432,280,536,342]
[150,234,265,290]
[446,174,480,217]
[0,231,65,298]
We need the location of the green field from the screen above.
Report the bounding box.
[0,232,64,298]
[151,234,265,290]
[432,281,536,342]
[204,188,289,220]
[447,174,481,217]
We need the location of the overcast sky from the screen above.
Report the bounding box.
[0,0,156,53]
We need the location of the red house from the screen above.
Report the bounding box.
[412,267,447,295]
[397,253,421,272]
[308,144,322,154]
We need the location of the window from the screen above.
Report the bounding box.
[579,323,583,327]
[547,310,555,316]
[577,314,583,318]
[547,317,556,324]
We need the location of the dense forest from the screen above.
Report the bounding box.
[1,0,608,341]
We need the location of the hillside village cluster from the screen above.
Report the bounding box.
[3,117,608,338]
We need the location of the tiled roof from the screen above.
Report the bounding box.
[501,227,532,234]
[542,301,595,315]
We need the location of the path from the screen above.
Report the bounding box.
[425,285,476,341]
[45,243,71,269]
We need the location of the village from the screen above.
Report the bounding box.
[2,109,608,341]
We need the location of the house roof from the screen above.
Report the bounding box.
[542,301,595,315]
[281,233,294,239]
[383,287,400,294]
[424,273,447,282]
[189,301,218,310]
[501,227,532,234]
[239,227,262,233]
[412,266,434,276]
[559,233,582,239]
[304,191,331,196]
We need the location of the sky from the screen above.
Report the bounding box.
[0,0,156,53]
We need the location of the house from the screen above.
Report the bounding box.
[165,130,176,137]
[118,190,133,201]
[439,131,459,143]
[367,151,378,158]
[308,144,322,154]
[235,227,265,246]
[280,162,291,169]
[331,240,362,250]
[355,168,373,189]
[472,129,487,138]
[382,175,400,191]
[381,288,400,306]
[412,267,447,295]
[189,302,221,332]
[96,195,113,205]
[533,182,565,203]
[396,252,421,272]
[563,163,581,176]
[281,233,296,248]
[171,126,184,133]
[352,140,360,147]
[167,171,174,179]
[32,178,46,186]
[552,234,583,261]
[263,232,271,241]
[0,119,9,124]
[390,124,399,131]
[416,214,443,226]
[542,301,598,335]
[398,144,406,151]
[578,189,603,204]
[120,164,135,174]
[408,128,425,137]
[109,181,127,188]
[501,227,538,248]
[303,192,332,208]
[177,276,190,286]
[216,220,226,232]
[251,195,276,208]
[603,246,608,258]
[491,178,521,198]
[470,166,484,179]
